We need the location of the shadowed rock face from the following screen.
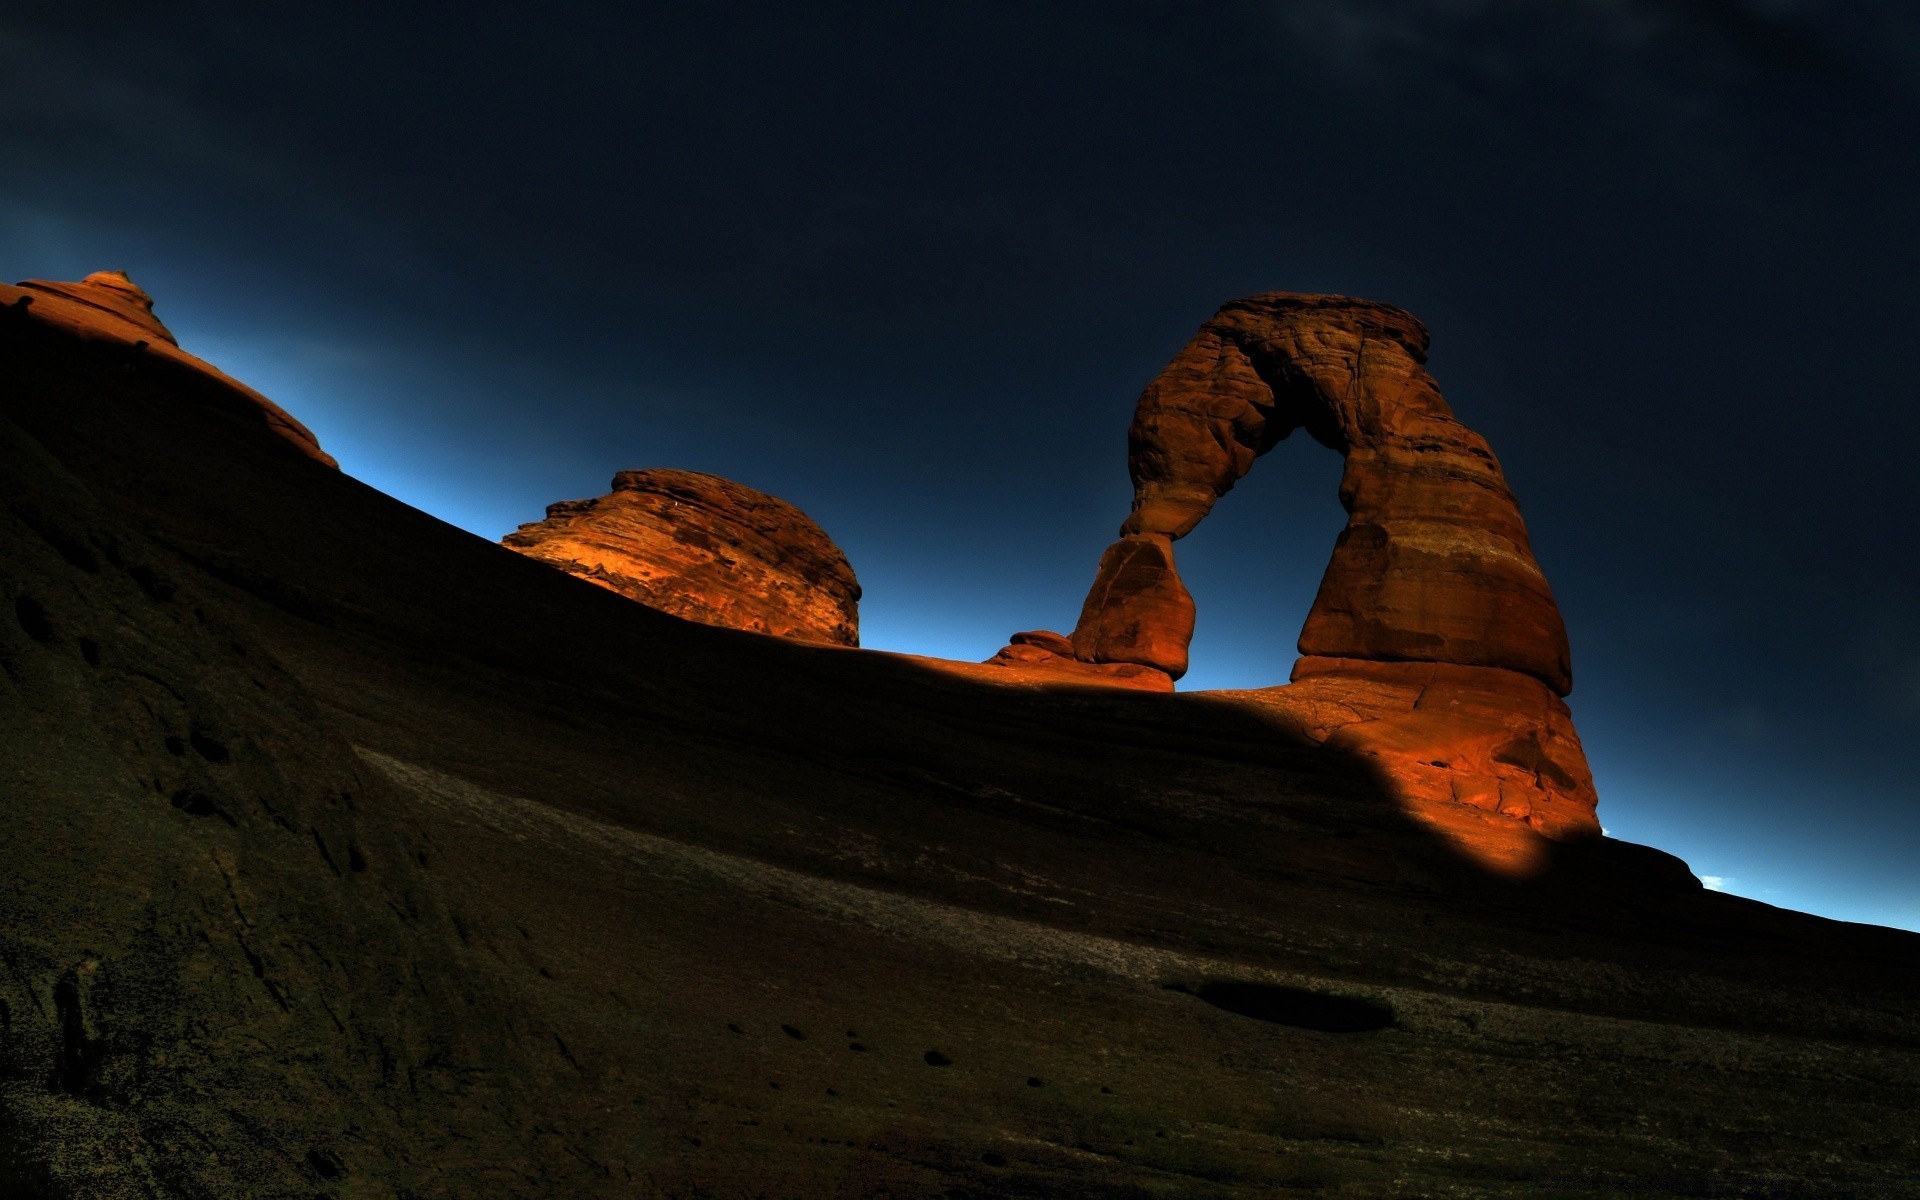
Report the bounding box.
[1061,292,1597,841]
[503,469,861,646]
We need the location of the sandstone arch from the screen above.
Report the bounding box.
[1072,292,1569,692]
[1063,293,1599,843]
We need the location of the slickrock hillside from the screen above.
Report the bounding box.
[503,469,861,646]
[3,275,1918,1199]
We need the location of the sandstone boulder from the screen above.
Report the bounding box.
[503,469,860,646]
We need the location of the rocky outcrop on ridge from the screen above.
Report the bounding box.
[503,469,861,646]
[1023,292,1598,843]
[0,271,336,468]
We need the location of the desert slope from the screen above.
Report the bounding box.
[3,296,1918,1197]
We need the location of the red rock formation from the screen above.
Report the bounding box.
[503,469,860,646]
[0,271,336,468]
[1051,292,1597,842]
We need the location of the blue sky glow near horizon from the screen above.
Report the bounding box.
[4,1,1917,932]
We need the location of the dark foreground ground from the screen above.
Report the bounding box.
[3,318,1918,1197]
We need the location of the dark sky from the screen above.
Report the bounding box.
[6,1,1918,930]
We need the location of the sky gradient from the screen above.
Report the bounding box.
[5,1,1917,930]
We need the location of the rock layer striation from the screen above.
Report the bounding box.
[504,469,860,646]
[1060,292,1597,840]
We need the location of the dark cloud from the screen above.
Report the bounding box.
[1263,0,1875,83]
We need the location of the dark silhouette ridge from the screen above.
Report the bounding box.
[3,280,1918,1197]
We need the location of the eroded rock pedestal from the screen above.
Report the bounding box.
[1259,657,1597,850]
[1019,292,1597,842]
[503,469,861,646]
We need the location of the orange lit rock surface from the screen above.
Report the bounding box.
[503,468,860,646]
[0,271,336,468]
[1228,657,1600,862]
[1064,292,1596,842]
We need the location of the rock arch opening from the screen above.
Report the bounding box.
[1166,433,1347,690]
